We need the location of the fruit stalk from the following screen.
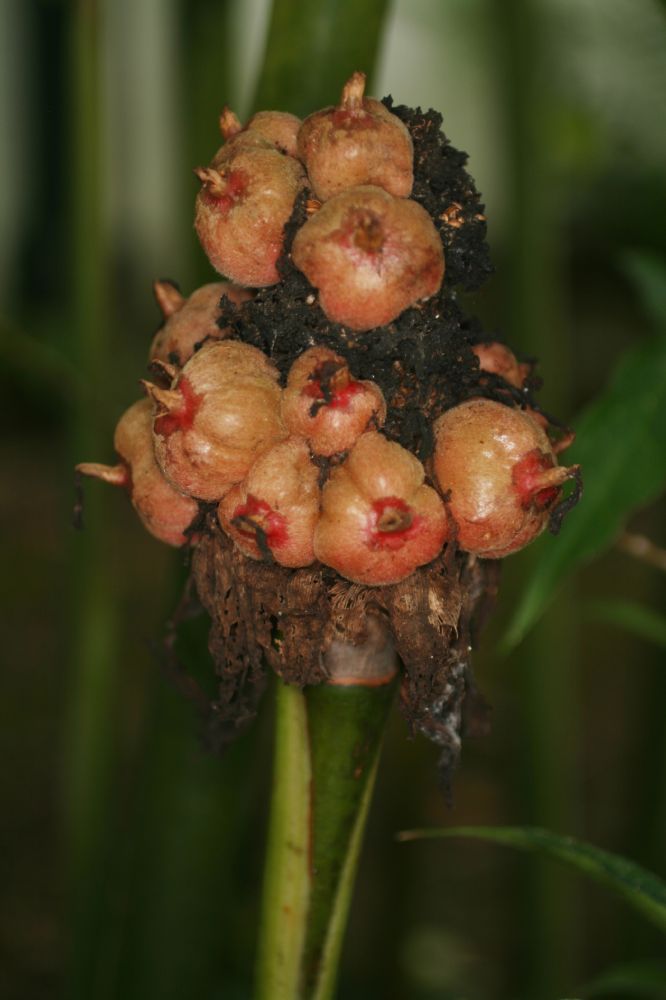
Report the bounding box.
[255,621,398,1000]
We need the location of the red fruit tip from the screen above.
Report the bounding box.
[369,497,420,550]
[144,377,202,438]
[513,449,578,510]
[231,494,289,553]
[303,359,364,414]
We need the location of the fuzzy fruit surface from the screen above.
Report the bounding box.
[218,437,319,567]
[314,431,448,585]
[297,71,413,201]
[147,341,286,502]
[292,185,444,331]
[432,398,577,558]
[194,143,305,287]
[244,111,302,157]
[150,281,253,366]
[281,346,385,455]
[77,399,199,547]
[216,108,302,160]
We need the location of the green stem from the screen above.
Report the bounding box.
[64,3,119,995]
[255,630,397,999]
[256,683,313,998]
[494,0,580,992]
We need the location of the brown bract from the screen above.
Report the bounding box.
[149,281,253,366]
[314,431,448,585]
[281,345,385,455]
[292,185,444,331]
[297,71,414,200]
[194,144,306,287]
[218,437,320,567]
[432,399,578,558]
[77,399,199,547]
[146,341,286,502]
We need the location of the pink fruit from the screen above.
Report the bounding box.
[292,185,444,331]
[144,340,286,501]
[432,398,579,558]
[215,107,302,158]
[471,341,572,445]
[149,280,253,366]
[298,71,414,200]
[218,437,319,567]
[314,431,448,585]
[76,399,199,547]
[194,144,306,287]
[472,341,530,389]
[245,110,302,157]
[281,346,385,455]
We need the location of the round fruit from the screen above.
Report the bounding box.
[145,340,286,501]
[472,341,530,389]
[194,143,306,287]
[149,280,253,366]
[298,71,413,200]
[218,437,319,567]
[281,346,385,455]
[77,399,199,547]
[314,431,448,585]
[292,184,444,331]
[432,398,579,558]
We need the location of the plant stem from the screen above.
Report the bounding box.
[255,624,398,999]
[494,0,581,991]
[255,682,313,998]
[65,2,120,995]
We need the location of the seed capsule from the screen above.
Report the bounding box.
[432,398,579,558]
[77,399,199,547]
[298,71,414,201]
[194,143,306,287]
[314,431,448,585]
[145,340,286,501]
[281,346,385,455]
[292,185,444,331]
[150,280,253,366]
[218,437,319,567]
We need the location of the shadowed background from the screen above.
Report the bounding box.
[1,1,665,998]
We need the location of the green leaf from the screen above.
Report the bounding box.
[502,331,666,649]
[251,0,391,116]
[577,959,666,998]
[397,825,666,935]
[585,599,666,650]
[503,252,666,648]
[622,250,666,333]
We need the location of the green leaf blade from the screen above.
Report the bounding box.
[585,598,666,650]
[503,332,666,649]
[252,0,391,116]
[398,825,666,934]
[578,958,666,998]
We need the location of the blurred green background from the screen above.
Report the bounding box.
[1,1,665,998]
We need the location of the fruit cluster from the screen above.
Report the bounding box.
[78,73,579,593]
